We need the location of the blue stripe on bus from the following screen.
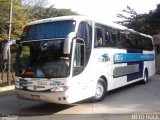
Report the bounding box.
[113,50,154,82]
[127,61,143,82]
[126,50,143,81]
[114,53,154,63]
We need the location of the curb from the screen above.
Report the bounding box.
[0,85,15,92]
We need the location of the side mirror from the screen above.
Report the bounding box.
[3,40,16,60]
[63,32,76,54]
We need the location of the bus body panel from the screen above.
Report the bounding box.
[14,16,155,104]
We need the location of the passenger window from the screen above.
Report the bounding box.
[121,31,133,49]
[96,28,103,47]
[110,29,118,47]
[94,24,109,47]
[104,31,109,47]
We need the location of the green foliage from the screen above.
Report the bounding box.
[12,0,35,40]
[116,4,160,35]
[0,0,10,41]
[0,0,77,43]
[23,5,78,20]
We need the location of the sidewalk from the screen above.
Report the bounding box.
[0,85,15,97]
[0,85,15,92]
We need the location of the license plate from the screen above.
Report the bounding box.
[37,81,47,86]
[31,95,40,100]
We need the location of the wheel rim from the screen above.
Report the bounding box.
[144,73,147,82]
[95,82,104,98]
[144,72,148,82]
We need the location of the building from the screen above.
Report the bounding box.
[153,34,160,73]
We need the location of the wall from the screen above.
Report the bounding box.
[153,34,160,73]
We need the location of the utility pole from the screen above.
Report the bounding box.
[9,0,12,40]
[7,0,13,85]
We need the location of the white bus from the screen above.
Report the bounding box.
[3,16,155,104]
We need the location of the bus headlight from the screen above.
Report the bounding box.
[50,86,69,92]
[15,83,23,89]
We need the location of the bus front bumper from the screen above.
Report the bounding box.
[16,89,70,104]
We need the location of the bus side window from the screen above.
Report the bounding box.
[97,28,103,47]
[104,31,109,47]
[77,22,92,50]
[94,24,110,48]
[120,31,125,48]
[124,33,131,49]
[73,42,85,76]
[121,31,132,49]
[103,27,109,47]
[116,31,121,48]
[94,26,103,47]
[110,29,118,47]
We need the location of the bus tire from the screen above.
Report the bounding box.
[92,78,107,102]
[141,69,148,84]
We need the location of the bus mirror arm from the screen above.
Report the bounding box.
[3,40,16,60]
[63,32,76,54]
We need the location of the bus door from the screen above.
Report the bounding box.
[69,38,90,100]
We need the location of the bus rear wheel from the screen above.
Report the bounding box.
[141,69,148,84]
[92,78,107,102]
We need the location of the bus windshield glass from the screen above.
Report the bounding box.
[22,20,76,41]
[16,40,70,78]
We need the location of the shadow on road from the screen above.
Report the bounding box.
[18,103,75,117]
[76,80,145,104]
[0,92,75,117]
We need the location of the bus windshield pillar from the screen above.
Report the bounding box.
[63,32,76,54]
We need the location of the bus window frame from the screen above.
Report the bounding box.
[71,38,85,77]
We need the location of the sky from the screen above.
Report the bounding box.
[47,0,160,22]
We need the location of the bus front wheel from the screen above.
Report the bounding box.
[92,78,107,102]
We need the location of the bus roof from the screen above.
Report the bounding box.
[27,15,128,30]
[27,15,152,38]
[27,16,89,26]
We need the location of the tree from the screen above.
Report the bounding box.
[31,5,78,19]
[12,0,35,40]
[21,0,48,19]
[0,0,10,41]
[145,4,160,35]
[0,0,32,41]
[116,6,146,33]
[0,0,78,42]
[116,4,160,35]
[116,6,138,25]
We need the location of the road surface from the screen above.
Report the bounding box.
[0,74,160,120]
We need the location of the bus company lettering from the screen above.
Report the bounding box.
[114,54,124,63]
[98,53,109,62]
[50,81,64,86]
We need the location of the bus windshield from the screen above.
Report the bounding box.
[21,20,76,41]
[16,40,70,78]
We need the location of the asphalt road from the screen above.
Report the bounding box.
[0,74,160,120]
